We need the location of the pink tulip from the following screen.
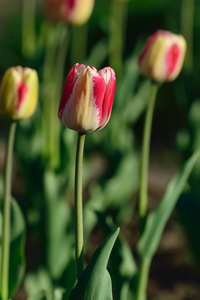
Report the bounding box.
[58,64,115,133]
[47,0,95,26]
[138,30,187,82]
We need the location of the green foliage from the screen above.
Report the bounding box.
[0,198,26,298]
[9,198,26,297]
[24,269,65,300]
[97,213,137,300]
[138,151,200,260]
[44,169,74,279]
[68,229,119,300]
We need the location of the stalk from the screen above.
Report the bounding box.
[22,0,36,57]
[74,132,85,278]
[139,83,158,232]
[0,121,17,300]
[181,0,194,71]
[109,0,128,78]
[71,25,88,66]
[135,259,151,300]
[43,23,69,169]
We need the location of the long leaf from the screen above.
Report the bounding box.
[96,212,137,300]
[68,228,120,300]
[9,197,26,297]
[137,151,200,260]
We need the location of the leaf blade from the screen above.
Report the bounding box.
[68,228,120,300]
[138,151,200,260]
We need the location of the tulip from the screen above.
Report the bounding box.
[58,63,115,133]
[0,66,39,120]
[138,30,187,82]
[47,0,95,26]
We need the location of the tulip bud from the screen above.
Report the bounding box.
[47,0,95,26]
[138,30,187,82]
[0,66,39,120]
[58,63,115,133]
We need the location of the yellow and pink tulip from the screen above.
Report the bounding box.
[0,66,39,120]
[58,63,115,133]
[47,0,95,26]
[138,30,187,82]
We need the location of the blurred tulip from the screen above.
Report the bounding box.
[0,66,39,120]
[58,63,115,133]
[138,30,187,82]
[47,0,95,26]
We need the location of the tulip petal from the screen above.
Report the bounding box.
[0,68,20,118]
[17,68,39,119]
[17,82,29,110]
[97,67,116,130]
[166,44,180,77]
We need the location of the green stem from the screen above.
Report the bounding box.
[42,22,58,163]
[74,132,85,278]
[109,0,128,78]
[22,0,36,57]
[181,0,194,71]
[139,83,158,231]
[135,259,151,300]
[50,25,70,169]
[42,23,70,169]
[0,121,17,300]
[71,25,88,66]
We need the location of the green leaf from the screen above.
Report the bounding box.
[24,269,65,300]
[96,213,137,300]
[137,151,200,260]
[68,228,120,300]
[44,170,74,279]
[9,197,26,297]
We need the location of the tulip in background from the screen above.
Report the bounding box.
[138,30,186,228]
[0,66,38,300]
[58,63,116,284]
[47,0,95,26]
[0,66,39,120]
[137,29,187,230]
[135,32,187,300]
[138,30,187,82]
[58,63,115,133]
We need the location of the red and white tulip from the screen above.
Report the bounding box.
[138,30,187,82]
[58,63,115,133]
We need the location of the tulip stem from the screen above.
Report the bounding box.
[22,0,36,56]
[74,132,85,278]
[71,25,88,66]
[181,0,194,71]
[109,0,128,78]
[139,83,158,232]
[135,258,151,300]
[0,121,17,300]
[43,23,69,169]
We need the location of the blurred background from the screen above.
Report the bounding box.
[0,0,200,299]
